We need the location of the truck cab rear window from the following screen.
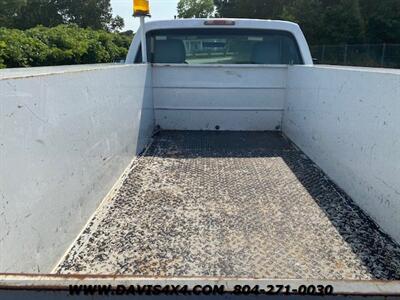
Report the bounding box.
[146,28,303,65]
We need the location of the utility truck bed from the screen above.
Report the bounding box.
[2,19,400,297]
[56,131,400,280]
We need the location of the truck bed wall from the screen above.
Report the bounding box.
[0,64,154,273]
[283,65,400,243]
[153,65,286,131]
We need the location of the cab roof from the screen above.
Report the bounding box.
[142,18,302,33]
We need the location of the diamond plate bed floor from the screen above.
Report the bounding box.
[56,131,400,279]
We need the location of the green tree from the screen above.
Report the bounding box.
[280,0,324,45]
[12,0,63,30]
[282,0,365,44]
[109,15,125,32]
[0,0,125,32]
[322,0,365,44]
[214,0,291,19]
[0,40,6,68]
[0,0,26,27]
[360,0,400,43]
[177,0,215,18]
[214,0,366,45]
[0,25,133,68]
[0,27,49,67]
[57,0,115,30]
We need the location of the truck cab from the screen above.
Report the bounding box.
[126,19,313,65]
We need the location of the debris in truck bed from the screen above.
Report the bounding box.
[56,131,400,280]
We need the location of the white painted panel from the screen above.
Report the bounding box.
[283,65,400,242]
[153,88,285,110]
[153,65,287,89]
[156,110,282,131]
[0,64,154,272]
[153,65,287,130]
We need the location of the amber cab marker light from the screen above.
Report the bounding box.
[204,20,236,26]
[133,0,150,16]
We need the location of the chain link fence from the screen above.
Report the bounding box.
[310,44,400,69]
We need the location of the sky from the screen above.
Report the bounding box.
[111,0,179,32]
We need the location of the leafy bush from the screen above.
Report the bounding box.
[0,25,133,68]
[0,40,6,68]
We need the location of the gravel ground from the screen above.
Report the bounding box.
[56,131,400,279]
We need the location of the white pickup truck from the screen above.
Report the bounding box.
[1,19,400,298]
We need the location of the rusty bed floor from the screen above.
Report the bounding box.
[56,131,400,279]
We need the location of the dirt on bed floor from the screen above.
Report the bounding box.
[56,131,400,280]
